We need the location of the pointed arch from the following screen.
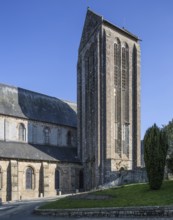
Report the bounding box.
[122,42,129,91]
[114,38,121,88]
[122,42,130,157]
[114,38,121,157]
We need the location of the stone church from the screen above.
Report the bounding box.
[0,84,82,202]
[0,9,141,202]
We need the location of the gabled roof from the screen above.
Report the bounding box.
[79,9,102,51]
[0,141,80,163]
[0,84,77,128]
[103,20,139,41]
[79,9,140,51]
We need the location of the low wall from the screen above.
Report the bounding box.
[34,206,173,217]
[99,168,148,189]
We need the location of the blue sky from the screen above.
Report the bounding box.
[0,0,173,138]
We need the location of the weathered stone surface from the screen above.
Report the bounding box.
[34,205,173,217]
[77,9,141,190]
[0,85,80,202]
[0,9,142,203]
[0,159,82,202]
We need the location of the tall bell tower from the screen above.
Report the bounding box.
[77,9,141,190]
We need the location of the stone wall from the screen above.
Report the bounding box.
[0,159,81,202]
[103,25,141,173]
[35,206,173,218]
[0,115,76,147]
[77,10,141,190]
[100,168,147,189]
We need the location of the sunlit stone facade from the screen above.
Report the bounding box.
[77,9,141,190]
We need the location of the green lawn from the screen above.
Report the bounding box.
[40,180,173,209]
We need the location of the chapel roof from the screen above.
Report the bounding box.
[0,141,80,163]
[0,83,77,128]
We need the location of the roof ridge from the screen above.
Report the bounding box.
[85,8,140,41]
[0,83,76,104]
[0,83,77,127]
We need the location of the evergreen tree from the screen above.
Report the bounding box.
[163,119,173,154]
[167,153,173,173]
[163,119,173,173]
[144,124,168,190]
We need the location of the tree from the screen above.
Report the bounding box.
[163,119,173,155]
[144,124,168,190]
[162,119,173,174]
[167,153,173,173]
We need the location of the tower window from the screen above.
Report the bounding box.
[122,47,126,90]
[114,39,121,87]
[114,38,121,156]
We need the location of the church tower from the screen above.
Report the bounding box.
[77,9,141,190]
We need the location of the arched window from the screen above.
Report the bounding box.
[114,38,121,157]
[122,43,129,157]
[67,131,72,146]
[114,38,121,88]
[122,43,129,91]
[55,169,60,190]
[0,167,2,189]
[26,167,34,190]
[44,127,50,144]
[19,123,26,141]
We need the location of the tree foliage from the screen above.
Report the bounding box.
[163,119,173,154]
[162,119,173,173]
[167,153,173,173]
[144,124,168,190]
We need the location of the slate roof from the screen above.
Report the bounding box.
[0,84,77,128]
[0,141,80,163]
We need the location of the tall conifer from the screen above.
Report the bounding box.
[144,124,168,190]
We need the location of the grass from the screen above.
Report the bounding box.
[40,180,173,209]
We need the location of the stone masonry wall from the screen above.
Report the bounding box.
[77,10,141,190]
[0,115,76,147]
[0,159,81,202]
